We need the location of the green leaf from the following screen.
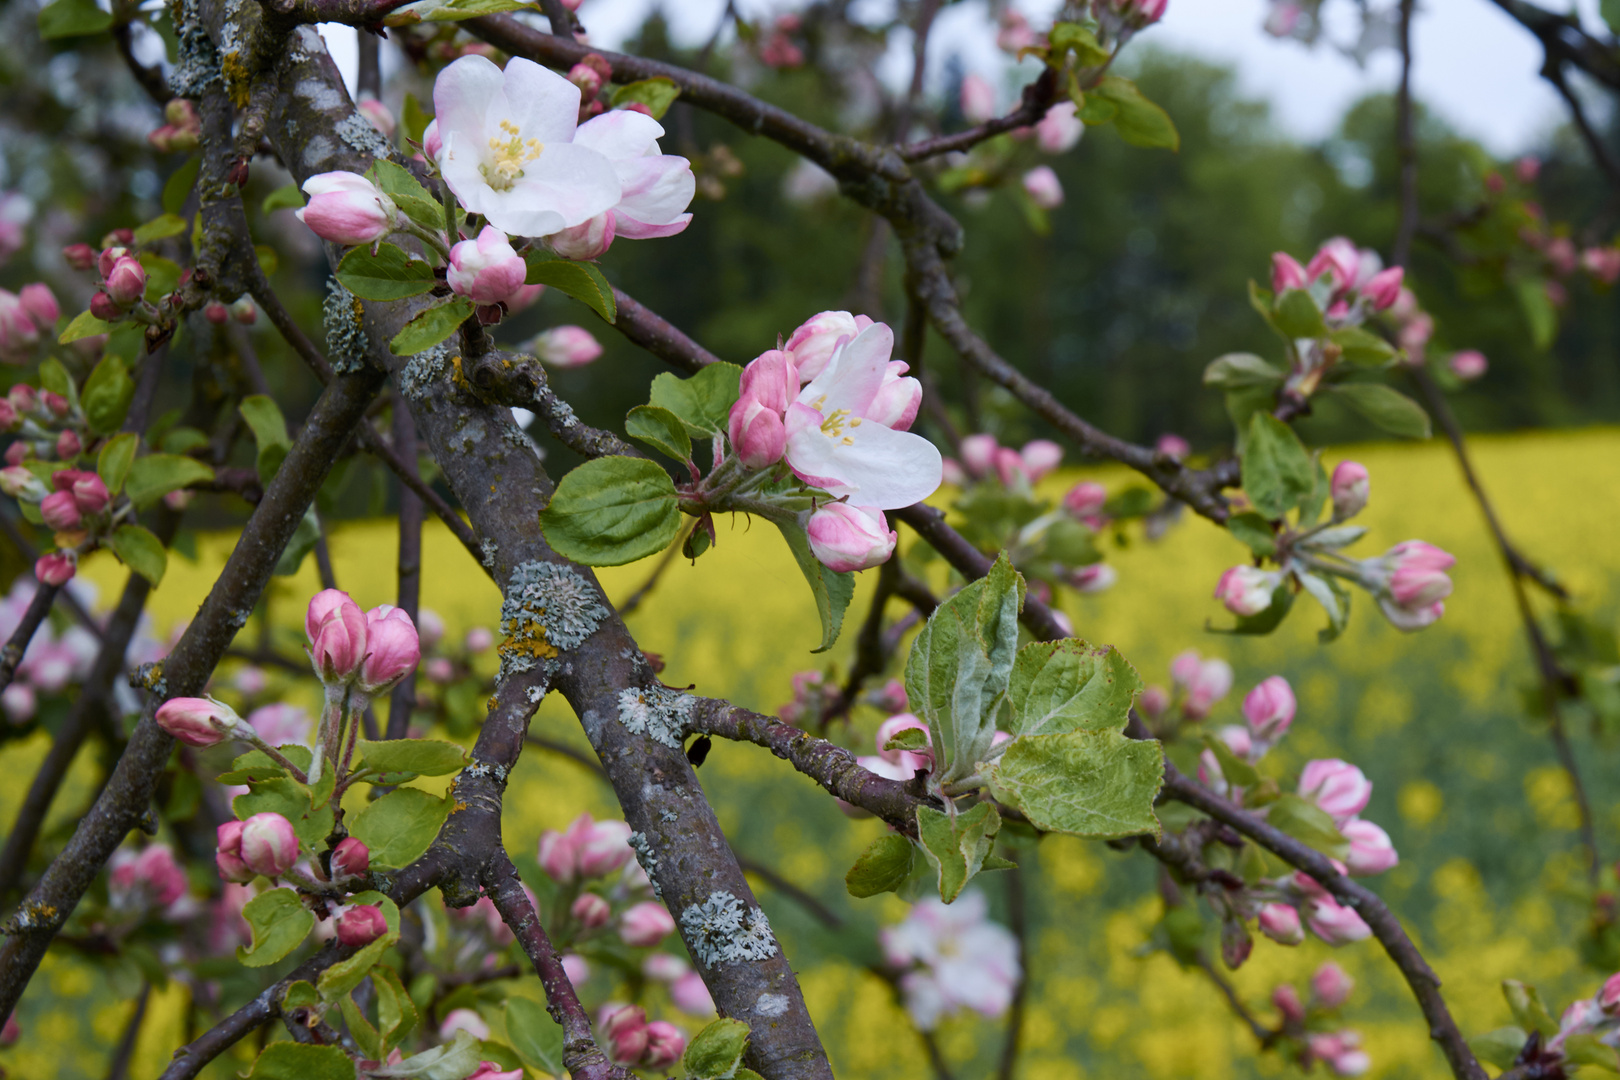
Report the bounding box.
[1202,352,1284,390]
[59,310,116,344]
[367,1031,482,1078]
[391,298,474,355]
[125,453,214,508]
[1604,0,1620,33]
[1089,76,1179,150]
[348,788,450,869]
[844,833,917,898]
[916,802,1000,903]
[240,394,292,483]
[340,993,384,1061]
[538,456,682,567]
[367,160,445,235]
[1503,981,1559,1039]
[1225,511,1277,558]
[97,433,138,494]
[139,253,182,299]
[904,553,1023,786]
[1201,734,1259,788]
[1242,413,1314,520]
[82,354,134,435]
[1321,382,1432,439]
[647,363,743,438]
[238,889,315,968]
[523,251,616,322]
[336,242,437,301]
[382,0,536,24]
[38,357,73,399]
[1006,639,1141,738]
[38,0,112,39]
[983,729,1163,839]
[357,739,468,778]
[1328,326,1397,367]
[246,1043,356,1080]
[1273,288,1327,339]
[625,404,693,463]
[1296,569,1350,642]
[318,892,402,998]
[1297,452,1330,526]
[1467,1027,1527,1070]
[401,93,432,147]
[274,507,322,577]
[883,728,930,752]
[109,525,168,586]
[1563,1033,1620,1071]
[609,77,681,119]
[773,521,856,653]
[132,213,187,244]
[283,981,321,1010]
[684,1017,752,1080]
[372,965,419,1053]
[1512,275,1557,350]
[163,156,202,215]
[505,996,565,1076]
[1266,793,1348,858]
[1046,22,1110,67]
[261,183,304,214]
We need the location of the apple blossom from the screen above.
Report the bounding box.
[1307,895,1372,945]
[1361,266,1403,309]
[35,553,75,586]
[306,588,367,685]
[1601,972,1620,1013]
[960,74,997,123]
[68,471,109,515]
[359,604,421,694]
[1273,983,1306,1023]
[548,212,614,260]
[295,172,398,246]
[331,837,370,879]
[867,361,923,432]
[1306,237,1360,290]
[1330,460,1370,520]
[997,10,1041,52]
[672,969,716,1014]
[619,900,676,947]
[1242,676,1295,742]
[1271,252,1307,292]
[1312,962,1355,1009]
[440,1009,490,1041]
[1215,565,1277,617]
[62,242,95,270]
[560,109,697,251]
[959,433,999,478]
[562,953,591,987]
[1156,433,1190,459]
[39,491,81,532]
[109,844,188,909]
[1298,759,1372,822]
[531,325,603,368]
[357,96,395,137]
[602,1004,650,1065]
[56,429,82,460]
[739,350,799,413]
[783,310,875,382]
[238,812,300,877]
[18,283,57,328]
[882,891,1020,1030]
[156,696,243,747]
[433,55,622,237]
[1372,540,1455,631]
[1341,818,1399,876]
[1063,480,1109,521]
[783,322,943,508]
[538,813,634,882]
[571,892,612,929]
[1036,101,1084,153]
[642,1022,685,1069]
[1583,246,1620,283]
[336,904,388,947]
[1258,903,1304,945]
[806,503,896,573]
[1021,439,1063,481]
[729,395,787,469]
[448,226,529,306]
[1138,684,1170,718]
[1022,166,1064,210]
[105,256,146,306]
[876,713,933,775]
[1450,349,1487,381]
[466,626,493,652]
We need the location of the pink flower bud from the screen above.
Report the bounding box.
[1214,565,1276,617]
[641,1021,685,1069]
[874,678,908,714]
[807,503,896,573]
[1306,237,1360,290]
[35,552,75,586]
[603,1005,650,1066]
[549,211,616,261]
[619,900,675,947]
[296,172,398,246]
[1600,972,1620,1014]
[531,325,603,368]
[568,62,604,99]
[109,844,188,908]
[1063,480,1108,520]
[1258,903,1304,946]
[959,433,999,478]
[572,892,612,929]
[562,953,590,986]
[1517,155,1542,183]
[0,1016,16,1048]
[448,226,528,306]
[360,604,420,693]
[1021,166,1064,210]
[1020,439,1063,482]
[97,244,128,278]
[1311,961,1354,1009]
[1307,896,1371,945]
[336,903,388,947]
[1183,658,1233,720]
[466,1064,523,1080]
[306,589,367,685]
[215,821,254,883]
[356,97,395,137]
[204,301,229,324]
[331,837,370,879]
[1271,252,1307,293]
[422,119,443,161]
[1035,100,1084,154]
[239,812,299,877]
[1329,460,1369,521]
[1299,759,1372,822]
[537,825,581,883]
[63,243,96,270]
[876,713,931,767]
[1138,684,1170,718]
[0,466,38,500]
[1449,349,1487,381]
[1273,982,1306,1023]
[0,291,39,359]
[993,446,1028,486]
[8,384,35,413]
[42,392,69,419]
[672,969,715,1014]
[105,256,147,306]
[1360,266,1403,310]
[740,350,800,415]
[39,491,81,531]
[1378,540,1455,630]
[576,817,634,878]
[1242,676,1295,741]
[55,429,82,460]
[1156,433,1190,460]
[960,74,997,123]
[229,296,258,324]
[783,310,871,382]
[156,696,241,747]
[0,400,15,430]
[18,284,59,328]
[1341,818,1398,876]
[70,471,110,515]
[729,395,787,469]
[440,1008,490,1041]
[90,291,123,322]
[644,953,688,982]
[869,362,923,431]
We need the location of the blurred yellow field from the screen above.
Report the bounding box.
[6,427,1619,1079]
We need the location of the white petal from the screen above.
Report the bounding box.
[501,142,623,233]
[476,190,566,240]
[574,110,665,161]
[799,322,893,419]
[612,155,695,229]
[499,56,583,144]
[433,55,503,160]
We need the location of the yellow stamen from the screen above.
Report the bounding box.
[481,119,543,192]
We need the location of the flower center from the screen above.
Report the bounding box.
[817,407,861,446]
[482,120,543,192]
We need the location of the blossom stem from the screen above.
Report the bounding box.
[235,730,311,784]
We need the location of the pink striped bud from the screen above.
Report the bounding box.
[603,1005,649,1066]
[739,350,799,414]
[63,243,96,270]
[306,589,366,685]
[359,604,420,694]
[1241,676,1295,742]
[1307,896,1371,945]
[18,284,59,328]
[35,552,75,586]
[156,697,242,747]
[572,892,612,929]
[1341,818,1398,876]
[531,325,603,368]
[42,392,69,419]
[537,826,581,883]
[296,172,397,246]
[423,120,443,161]
[728,395,787,469]
[448,226,528,306]
[110,843,188,908]
[105,256,147,306]
[90,291,123,322]
[56,429,82,460]
[1273,983,1306,1023]
[783,310,872,382]
[1306,237,1360,290]
[576,818,634,878]
[331,837,369,879]
[1258,903,1304,945]
[619,901,675,947]
[993,446,1028,486]
[0,400,15,430]
[215,821,254,883]
[1360,266,1403,310]
[1063,481,1108,520]
[1298,759,1371,822]
[238,812,299,877]
[1214,565,1276,617]
[1271,252,1307,293]
[39,491,81,531]
[97,245,127,280]
[70,471,110,515]
[1330,461,1369,520]
[807,503,895,573]
[1138,684,1170,718]
[641,1021,685,1069]
[336,904,388,947]
[1311,961,1354,1009]
[568,61,604,99]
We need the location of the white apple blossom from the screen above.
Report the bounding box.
[547,110,695,258]
[881,891,1020,1030]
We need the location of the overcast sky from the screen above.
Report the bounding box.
[330,0,1609,155]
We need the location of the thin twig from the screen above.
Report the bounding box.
[616,520,693,618]
[103,981,152,1080]
[0,584,60,694]
[1195,953,1272,1046]
[994,854,1028,1080]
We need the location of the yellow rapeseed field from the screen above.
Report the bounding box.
[5,427,1620,1078]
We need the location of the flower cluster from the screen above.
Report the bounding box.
[881,891,1022,1030]
[0,575,102,722]
[1137,648,1233,728]
[1271,962,1369,1076]
[0,282,58,366]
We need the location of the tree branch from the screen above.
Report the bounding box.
[0,584,60,694]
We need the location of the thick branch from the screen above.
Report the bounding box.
[609,288,721,373]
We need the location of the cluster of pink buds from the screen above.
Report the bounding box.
[87,244,155,324]
[1299,759,1397,875]
[538,813,635,883]
[1145,649,1232,722]
[1271,963,1368,1075]
[599,1004,685,1069]
[108,843,189,914]
[148,98,201,154]
[777,669,834,724]
[945,433,1063,489]
[306,589,421,700]
[216,812,299,882]
[1194,674,1295,796]
[758,13,806,68]
[0,282,58,364]
[566,53,619,124]
[0,576,102,722]
[1272,237,1404,322]
[1,381,86,467]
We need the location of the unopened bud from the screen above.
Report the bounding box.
[63,243,97,270]
[331,837,369,879]
[336,904,389,947]
[571,892,612,929]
